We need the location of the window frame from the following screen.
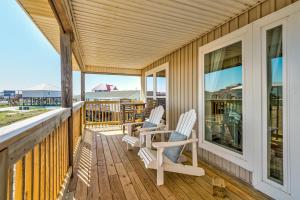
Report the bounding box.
[261,20,289,192]
[198,25,253,170]
[145,62,169,128]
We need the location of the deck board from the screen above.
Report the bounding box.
[66,129,271,200]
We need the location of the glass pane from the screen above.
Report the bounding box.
[156,70,166,96]
[266,25,283,184]
[157,98,166,121]
[204,41,243,153]
[146,98,154,105]
[146,75,153,96]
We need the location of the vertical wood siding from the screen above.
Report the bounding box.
[141,0,297,184]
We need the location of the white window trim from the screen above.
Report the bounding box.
[251,2,300,199]
[145,62,169,128]
[198,25,253,171]
[250,5,300,199]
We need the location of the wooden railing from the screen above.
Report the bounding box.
[0,101,84,200]
[84,100,121,127]
[84,100,145,127]
[72,102,84,153]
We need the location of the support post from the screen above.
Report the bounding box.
[60,31,73,170]
[81,72,85,101]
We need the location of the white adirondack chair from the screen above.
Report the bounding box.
[138,109,205,185]
[122,106,165,149]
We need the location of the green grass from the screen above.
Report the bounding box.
[0,104,9,108]
[0,109,48,128]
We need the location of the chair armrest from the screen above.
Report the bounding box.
[123,122,144,126]
[152,139,198,149]
[139,126,160,132]
[140,130,174,136]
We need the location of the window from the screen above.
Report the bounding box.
[266,25,283,185]
[204,41,243,153]
[145,64,168,122]
[156,70,166,96]
[146,74,154,96]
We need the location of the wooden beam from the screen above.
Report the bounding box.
[80,72,85,101]
[48,0,85,70]
[84,65,142,76]
[48,0,72,33]
[60,31,74,170]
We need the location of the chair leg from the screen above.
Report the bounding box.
[127,143,131,151]
[157,149,164,185]
[192,130,198,167]
[146,134,151,148]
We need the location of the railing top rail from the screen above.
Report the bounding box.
[73,101,84,112]
[0,106,73,152]
[85,100,120,104]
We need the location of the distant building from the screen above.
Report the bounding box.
[92,83,118,92]
[22,83,61,106]
[0,90,16,99]
[75,90,140,101]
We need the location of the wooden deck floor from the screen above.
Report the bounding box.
[66,128,271,200]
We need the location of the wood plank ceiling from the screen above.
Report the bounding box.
[18,0,261,71]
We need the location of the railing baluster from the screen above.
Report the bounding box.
[15,157,25,200]
[57,126,61,194]
[58,126,61,189]
[49,132,54,200]
[7,167,13,200]
[33,144,40,200]
[101,102,103,126]
[24,150,33,200]
[98,103,100,126]
[40,140,46,200]
[65,120,69,173]
[104,103,107,126]
[53,129,57,199]
[91,104,94,127]
[46,136,50,200]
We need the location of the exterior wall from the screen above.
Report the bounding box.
[141,0,298,184]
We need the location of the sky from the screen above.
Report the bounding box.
[0,0,140,95]
[205,57,282,92]
[205,65,242,92]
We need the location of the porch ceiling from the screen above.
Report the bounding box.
[18,0,261,72]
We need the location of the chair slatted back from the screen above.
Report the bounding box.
[175,109,196,137]
[148,106,164,125]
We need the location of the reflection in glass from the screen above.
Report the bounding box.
[267,25,283,184]
[156,70,166,96]
[204,41,243,153]
[146,75,153,96]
